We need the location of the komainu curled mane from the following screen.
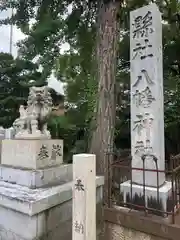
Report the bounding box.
[27,86,52,132]
[13,86,53,139]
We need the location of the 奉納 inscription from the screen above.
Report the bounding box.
[51,144,62,160]
[132,11,153,39]
[75,179,85,191]
[74,221,84,234]
[37,144,49,160]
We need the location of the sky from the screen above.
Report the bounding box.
[0,9,25,56]
[0,9,70,95]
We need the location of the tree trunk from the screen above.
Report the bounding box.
[89,0,120,195]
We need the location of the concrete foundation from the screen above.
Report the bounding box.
[120,180,172,212]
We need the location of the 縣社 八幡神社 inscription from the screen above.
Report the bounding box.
[130,4,165,187]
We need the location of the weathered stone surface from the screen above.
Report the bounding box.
[130,3,165,187]
[0,176,104,216]
[0,205,44,239]
[0,178,104,240]
[0,164,72,188]
[1,139,63,169]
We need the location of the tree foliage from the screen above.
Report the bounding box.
[0,52,41,127]
[1,0,180,161]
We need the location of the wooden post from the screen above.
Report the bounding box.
[72,154,96,240]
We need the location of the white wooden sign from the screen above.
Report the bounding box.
[72,154,96,240]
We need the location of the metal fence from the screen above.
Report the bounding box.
[107,153,180,224]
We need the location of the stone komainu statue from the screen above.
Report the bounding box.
[13,86,53,139]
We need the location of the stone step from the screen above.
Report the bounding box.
[0,164,72,188]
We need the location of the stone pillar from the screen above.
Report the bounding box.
[120,4,172,213]
[130,3,165,187]
[72,154,96,240]
[5,127,15,139]
[0,127,5,139]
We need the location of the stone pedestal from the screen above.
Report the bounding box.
[1,139,63,169]
[0,136,105,239]
[120,180,172,212]
[0,177,104,240]
[0,164,72,188]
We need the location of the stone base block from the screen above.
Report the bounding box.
[0,176,104,240]
[0,164,72,188]
[1,139,63,169]
[120,180,172,213]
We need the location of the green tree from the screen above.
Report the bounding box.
[2,0,180,166]
[1,1,98,161]
[0,52,41,127]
